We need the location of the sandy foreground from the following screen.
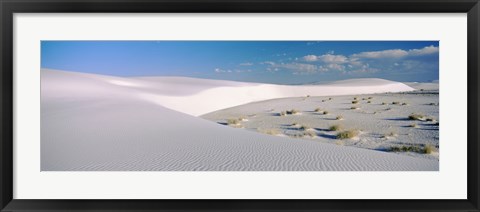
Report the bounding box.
[41,69,439,171]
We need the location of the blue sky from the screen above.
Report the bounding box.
[41,41,439,84]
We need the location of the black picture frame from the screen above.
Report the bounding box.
[1,0,479,211]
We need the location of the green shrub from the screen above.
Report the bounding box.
[336,130,359,139]
[382,131,397,138]
[389,144,435,154]
[329,124,342,131]
[408,113,425,121]
[286,109,300,115]
[299,125,311,131]
[227,119,241,125]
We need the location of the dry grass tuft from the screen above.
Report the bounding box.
[286,109,300,115]
[329,124,343,131]
[382,131,397,138]
[258,128,281,135]
[392,101,401,105]
[227,118,241,125]
[408,113,426,121]
[336,130,359,139]
[336,115,344,120]
[389,144,436,154]
[299,125,312,131]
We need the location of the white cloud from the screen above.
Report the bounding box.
[214,68,232,73]
[265,45,437,75]
[352,49,409,59]
[239,62,253,66]
[317,54,348,63]
[303,54,348,64]
[408,45,439,56]
[262,61,276,66]
[351,45,439,59]
[235,69,252,73]
[303,55,318,62]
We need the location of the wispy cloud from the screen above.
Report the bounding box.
[239,62,253,66]
[266,45,438,75]
[351,45,438,59]
[303,54,348,63]
[214,68,252,74]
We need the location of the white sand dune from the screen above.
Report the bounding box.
[41,69,437,171]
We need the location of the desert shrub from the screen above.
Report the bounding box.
[426,117,436,122]
[279,111,286,116]
[429,102,438,106]
[409,113,425,121]
[258,128,281,135]
[389,144,435,154]
[367,101,371,103]
[287,109,300,115]
[351,106,359,110]
[238,116,248,121]
[424,144,435,154]
[353,97,358,100]
[323,111,329,115]
[409,123,418,128]
[314,108,322,112]
[382,131,397,138]
[401,102,408,106]
[328,97,332,100]
[287,131,316,138]
[322,100,326,102]
[392,101,400,105]
[381,102,387,105]
[336,115,344,120]
[304,131,317,137]
[329,124,342,131]
[336,130,359,139]
[352,100,359,104]
[227,119,241,125]
[368,97,373,100]
[299,125,312,131]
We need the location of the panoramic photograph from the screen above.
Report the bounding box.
[41,41,439,171]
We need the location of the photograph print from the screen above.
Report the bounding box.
[41,41,439,171]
